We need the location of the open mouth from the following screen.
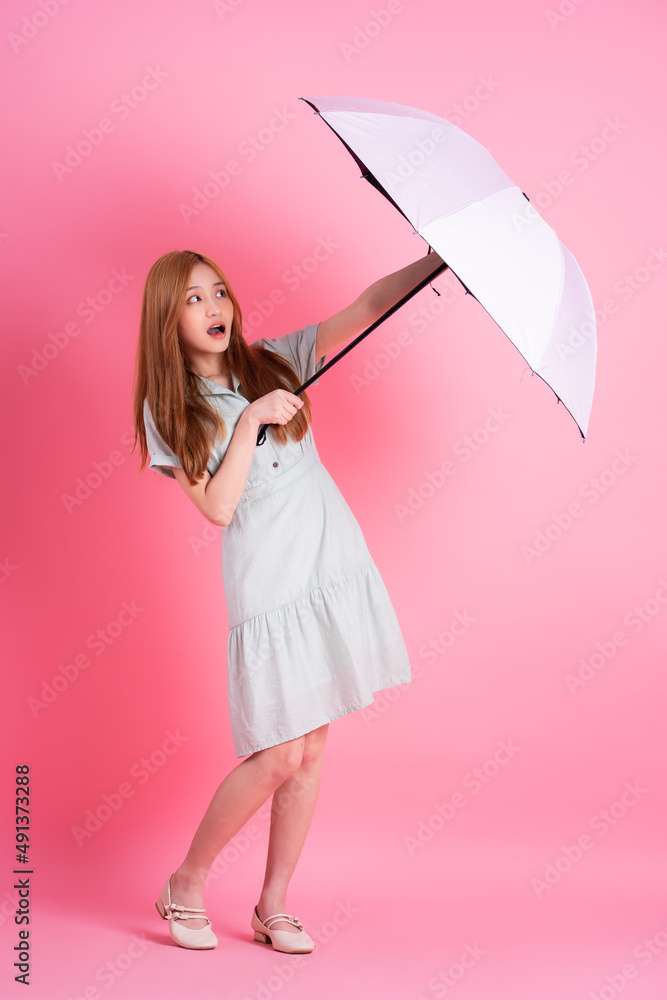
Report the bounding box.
[207,324,226,336]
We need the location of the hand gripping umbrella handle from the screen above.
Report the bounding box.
[256,256,449,446]
[256,380,308,446]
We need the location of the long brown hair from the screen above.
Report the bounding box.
[132,249,314,485]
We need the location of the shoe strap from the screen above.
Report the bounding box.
[165,878,210,921]
[263,912,303,931]
[165,902,209,921]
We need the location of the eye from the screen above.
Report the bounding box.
[216,288,227,298]
[185,294,201,304]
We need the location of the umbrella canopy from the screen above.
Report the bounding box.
[300,95,597,440]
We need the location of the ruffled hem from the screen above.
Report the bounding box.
[227,562,411,757]
[232,692,401,758]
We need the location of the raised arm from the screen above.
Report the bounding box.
[315,250,445,361]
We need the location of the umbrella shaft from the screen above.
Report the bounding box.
[256,258,449,445]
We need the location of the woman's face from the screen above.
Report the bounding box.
[176,261,235,372]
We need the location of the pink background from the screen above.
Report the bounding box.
[2,0,666,997]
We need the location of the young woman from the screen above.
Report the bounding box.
[133,247,444,954]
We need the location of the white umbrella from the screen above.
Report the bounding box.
[299,95,597,441]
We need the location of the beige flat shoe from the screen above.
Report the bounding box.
[251,904,314,954]
[155,875,218,950]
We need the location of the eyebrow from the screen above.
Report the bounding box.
[186,281,226,291]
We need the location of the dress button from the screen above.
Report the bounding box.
[272,461,279,468]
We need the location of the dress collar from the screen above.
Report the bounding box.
[196,370,242,396]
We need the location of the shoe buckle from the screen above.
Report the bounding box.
[167,902,206,921]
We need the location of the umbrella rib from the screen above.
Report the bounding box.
[445,267,587,441]
[359,171,417,228]
[295,97,592,442]
[300,100,416,228]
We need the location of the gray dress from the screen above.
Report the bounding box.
[143,323,412,756]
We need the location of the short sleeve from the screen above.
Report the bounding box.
[251,323,327,386]
[143,398,181,479]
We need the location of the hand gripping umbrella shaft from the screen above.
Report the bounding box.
[256,258,449,446]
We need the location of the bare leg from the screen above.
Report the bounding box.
[256,723,329,932]
[168,735,306,929]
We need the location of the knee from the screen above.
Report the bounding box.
[257,737,305,784]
